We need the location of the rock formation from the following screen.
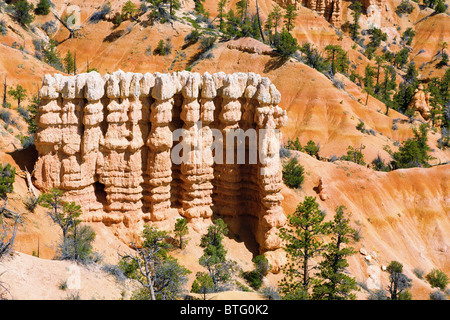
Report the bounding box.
[299,0,342,27]
[408,84,432,121]
[33,70,288,266]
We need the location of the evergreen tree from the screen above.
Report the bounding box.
[284,4,298,32]
[217,0,227,31]
[271,5,282,35]
[121,0,138,19]
[325,45,349,75]
[312,206,359,300]
[300,43,330,74]
[363,64,376,96]
[26,95,39,134]
[401,27,416,46]
[7,84,27,108]
[278,196,330,299]
[199,219,235,292]
[174,217,189,249]
[191,272,214,300]
[341,145,366,165]
[264,11,274,44]
[236,0,248,21]
[386,261,412,300]
[394,48,409,69]
[120,225,190,300]
[273,28,299,58]
[392,123,434,168]
[349,1,362,41]
[193,0,207,16]
[11,0,35,27]
[0,163,15,212]
[282,157,304,189]
[434,0,446,13]
[63,50,75,74]
[35,0,50,15]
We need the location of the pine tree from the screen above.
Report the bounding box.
[35,0,51,15]
[271,5,282,35]
[284,4,298,32]
[120,225,190,300]
[278,196,330,299]
[349,1,362,41]
[312,206,359,300]
[282,157,304,189]
[199,219,235,292]
[64,50,75,74]
[121,0,138,19]
[26,95,40,134]
[0,163,15,212]
[273,28,299,58]
[392,123,434,168]
[12,0,35,27]
[217,0,227,31]
[7,84,27,108]
[174,217,189,249]
[386,261,412,300]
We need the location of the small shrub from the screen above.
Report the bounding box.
[0,109,11,126]
[154,39,172,56]
[58,280,68,290]
[413,268,424,279]
[244,270,262,290]
[395,0,414,16]
[199,35,216,51]
[286,137,302,151]
[426,269,449,290]
[430,290,447,300]
[23,195,39,213]
[368,289,388,300]
[260,286,281,300]
[341,145,366,165]
[0,19,7,36]
[304,140,320,157]
[279,147,291,158]
[282,157,304,189]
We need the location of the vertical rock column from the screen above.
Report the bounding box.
[179,72,214,223]
[214,73,245,216]
[79,72,105,218]
[144,73,175,223]
[254,78,287,270]
[59,76,89,212]
[101,71,143,226]
[34,74,63,191]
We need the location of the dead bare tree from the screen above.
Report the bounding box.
[0,214,21,259]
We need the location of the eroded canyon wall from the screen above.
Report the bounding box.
[33,70,288,263]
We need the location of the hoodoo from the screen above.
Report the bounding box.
[33,70,288,267]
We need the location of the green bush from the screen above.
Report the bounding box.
[392,124,433,169]
[395,0,414,16]
[11,0,35,27]
[282,157,304,189]
[34,0,50,15]
[426,269,449,290]
[244,270,262,290]
[304,140,320,157]
[273,29,299,58]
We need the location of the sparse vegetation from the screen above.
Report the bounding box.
[386,260,412,300]
[120,224,191,300]
[426,269,449,291]
[11,0,35,27]
[282,157,305,189]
